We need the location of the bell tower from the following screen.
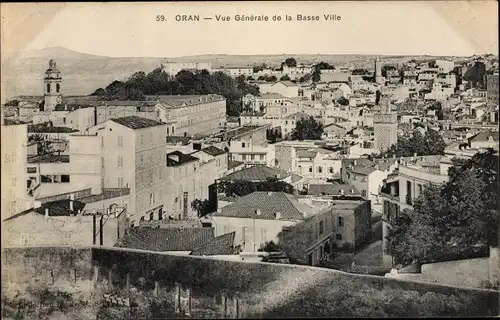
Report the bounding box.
[44,59,63,112]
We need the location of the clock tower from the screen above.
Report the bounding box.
[44,59,63,112]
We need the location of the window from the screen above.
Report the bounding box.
[259,154,264,161]
[61,175,70,183]
[150,212,154,220]
[166,127,170,135]
[101,136,104,147]
[101,157,104,168]
[118,136,123,147]
[20,233,29,246]
[56,83,60,93]
[361,190,367,197]
[242,155,247,161]
[10,201,16,215]
[309,166,313,173]
[261,228,267,243]
[46,83,51,93]
[336,233,343,241]
[140,154,144,165]
[318,166,323,173]
[158,209,163,221]
[141,134,144,145]
[242,142,246,148]
[118,156,123,167]
[319,221,324,235]
[338,216,344,227]
[12,176,16,187]
[117,177,124,188]
[329,167,334,174]
[250,155,255,161]
[140,216,145,221]
[150,193,154,205]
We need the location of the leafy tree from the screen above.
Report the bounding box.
[291,116,324,141]
[284,58,297,67]
[387,149,499,265]
[218,178,294,197]
[337,97,349,106]
[4,99,19,107]
[316,61,335,70]
[280,75,291,81]
[92,67,259,117]
[378,129,446,158]
[28,134,54,155]
[191,199,213,217]
[352,68,368,75]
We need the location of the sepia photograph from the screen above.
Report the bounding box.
[1,1,499,318]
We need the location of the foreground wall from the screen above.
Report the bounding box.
[2,246,499,318]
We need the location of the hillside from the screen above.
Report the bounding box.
[2,46,447,100]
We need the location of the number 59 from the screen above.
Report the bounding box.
[156,15,166,21]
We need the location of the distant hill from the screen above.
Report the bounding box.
[1,46,452,101]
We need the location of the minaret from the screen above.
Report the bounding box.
[44,59,63,112]
[375,57,383,85]
[373,96,397,153]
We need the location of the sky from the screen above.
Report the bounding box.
[10,1,500,58]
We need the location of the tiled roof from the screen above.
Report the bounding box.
[167,150,199,166]
[34,199,86,216]
[277,80,297,87]
[111,116,165,130]
[54,104,95,112]
[307,183,360,196]
[78,188,130,204]
[220,165,295,182]
[155,94,224,109]
[115,227,215,251]
[228,160,244,170]
[468,130,499,143]
[258,93,286,99]
[27,154,70,164]
[213,191,314,220]
[202,146,227,157]
[347,166,377,176]
[166,135,191,145]
[295,148,318,159]
[190,232,240,256]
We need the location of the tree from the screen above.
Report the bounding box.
[352,68,368,75]
[291,116,324,141]
[191,199,213,217]
[284,58,297,67]
[337,97,349,106]
[387,150,499,266]
[218,178,295,197]
[28,134,54,155]
[378,129,446,158]
[280,75,291,81]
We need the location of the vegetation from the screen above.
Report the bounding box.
[258,240,283,252]
[257,75,277,82]
[28,134,54,155]
[377,128,446,158]
[291,116,324,141]
[280,74,291,81]
[387,149,499,266]
[352,68,369,75]
[336,96,349,106]
[218,178,294,197]
[266,128,282,143]
[283,58,297,68]
[191,199,213,217]
[92,68,259,117]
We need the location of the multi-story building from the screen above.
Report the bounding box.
[258,81,300,98]
[165,150,217,221]
[212,66,253,77]
[228,124,275,166]
[87,116,168,225]
[211,191,316,253]
[487,74,499,105]
[154,94,226,137]
[380,156,449,267]
[160,62,212,76]
[373,98,398,154]
[1,120,32,220]
[95,102,158,125]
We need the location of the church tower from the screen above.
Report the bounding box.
[374,57,384,85]
[44,59,63,112]
[373,96,397,153]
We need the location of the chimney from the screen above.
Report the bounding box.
[255,209,262,216]
[351,189,354,194]
[45,208,49,218]
[69,193,75,211]
[340,189,345,195]
[353,160,357,166]
[275,212,281,220]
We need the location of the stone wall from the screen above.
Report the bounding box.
[2,246,499,318]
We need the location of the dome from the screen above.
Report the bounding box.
[45,59,61,79]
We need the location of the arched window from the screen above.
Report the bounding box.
[56,83,60,93]
[46,83,51,93]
